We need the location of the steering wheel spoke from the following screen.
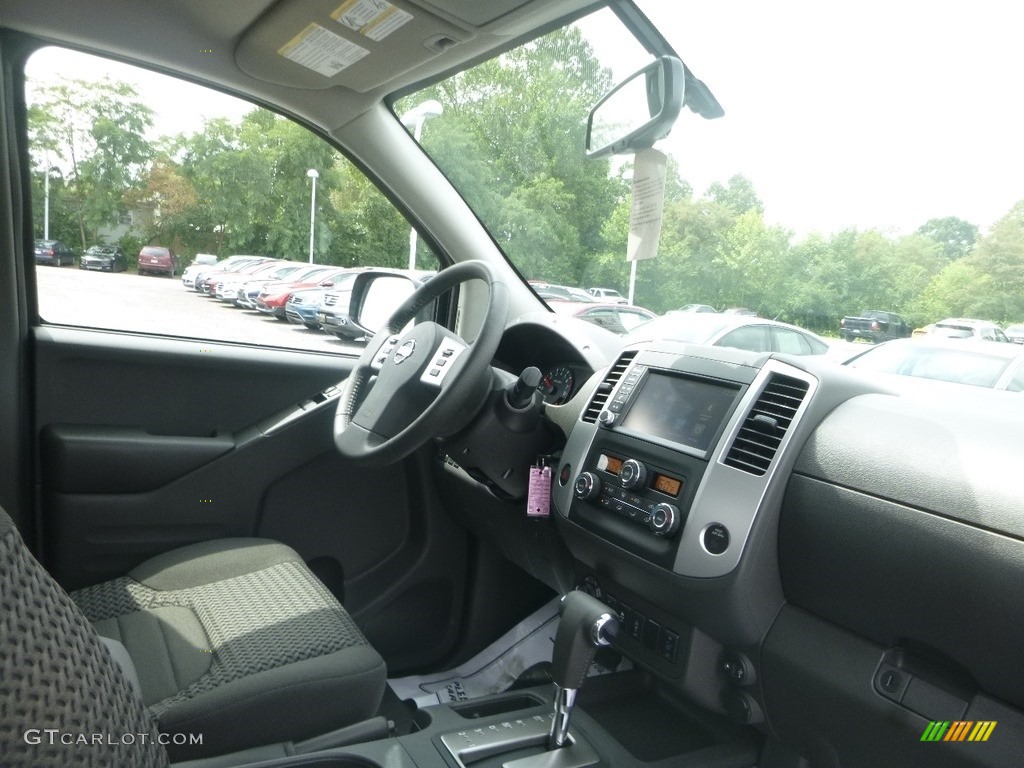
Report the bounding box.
[334,261,508,465]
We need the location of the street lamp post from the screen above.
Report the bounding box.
[306,168,319,263]
[43,167,50,240]
[400,99,443,271]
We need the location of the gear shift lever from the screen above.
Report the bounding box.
[548,591,619,750]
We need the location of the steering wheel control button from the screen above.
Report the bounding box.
[619,458,647,489]
[874,665,910,702]
[420,338,465,387]
[703,523,730,555]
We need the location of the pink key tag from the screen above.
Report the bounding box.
[527,464,552,518]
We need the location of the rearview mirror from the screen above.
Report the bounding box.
[585,56,684,158]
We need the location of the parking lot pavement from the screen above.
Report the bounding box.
[35,266,363,355]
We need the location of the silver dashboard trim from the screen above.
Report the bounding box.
[671,359,818,577]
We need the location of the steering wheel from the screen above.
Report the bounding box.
[334,260,509,466]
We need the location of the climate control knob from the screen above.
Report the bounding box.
[619,459,647,490]
[648,503,681,537]
[574,472,601,501]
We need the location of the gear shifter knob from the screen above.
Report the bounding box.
[548,591,619,749]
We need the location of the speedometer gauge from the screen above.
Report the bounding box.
[540,366,575,405]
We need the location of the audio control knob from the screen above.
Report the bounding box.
[619,459,647,490]
[597,409,616,426]
[648,503,681,537]
[574,472,601,501]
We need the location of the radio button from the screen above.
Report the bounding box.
[619,459,648,489]
[598,409,616,425]
[649,503,681,537]
[573,472,601,501]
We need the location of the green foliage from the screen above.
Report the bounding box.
[29,78,153,251]
[916,216,979,261]
[116,233,146,270]
[25,39,1024,334]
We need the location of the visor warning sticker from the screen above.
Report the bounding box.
[278,23,369,77]
[333,0,413,42]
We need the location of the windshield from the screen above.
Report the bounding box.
[849,343,1017,388]
[399,0,1024,342]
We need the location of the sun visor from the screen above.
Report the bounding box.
[235,0,469,91]
[418,0,533,27]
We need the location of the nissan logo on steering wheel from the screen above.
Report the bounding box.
[393,339,416,364]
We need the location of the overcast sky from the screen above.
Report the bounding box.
[26,1,1024,240]
[640,0,1024,237]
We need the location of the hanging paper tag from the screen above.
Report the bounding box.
[527,464,552,518]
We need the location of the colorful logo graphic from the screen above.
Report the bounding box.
[920,721,996,743]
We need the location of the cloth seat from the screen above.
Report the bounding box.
[68,537,387,760]
[0,513,387,763]
[1,508,168,767]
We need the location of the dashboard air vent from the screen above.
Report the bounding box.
[723,374,809,476]
[582,350,637,423]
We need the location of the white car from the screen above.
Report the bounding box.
[587,287,628,304]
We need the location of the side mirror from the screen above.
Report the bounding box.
[585,56,685,158]
[348,272,425,340]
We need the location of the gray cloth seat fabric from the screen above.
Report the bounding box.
[0,508,169,767]
[68,537,388,761]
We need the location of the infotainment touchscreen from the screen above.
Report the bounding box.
[619,372,740,454]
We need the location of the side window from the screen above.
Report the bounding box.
[718,325,770,353]
[1006,365,1024,393]
[772,328,813,355]
[616,310,652,332]
[26,47,437,352]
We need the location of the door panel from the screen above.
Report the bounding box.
[33,325,469,671]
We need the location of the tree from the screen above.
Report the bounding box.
[705,174,764,215]
[398,25,622,284]
[916,216,979,261]
[28,78,153,250]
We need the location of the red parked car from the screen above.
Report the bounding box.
[137,245,181,277]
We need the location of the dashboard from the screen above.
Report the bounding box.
[491,325,1024,765]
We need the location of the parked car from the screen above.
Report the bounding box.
[79,244,127,272]
[215,261,305,303]
[33,238,75,266]
[839,310,912,343]
[195,257,276,295]
[535,284,595,302]
[137,245,180,276]
[1005,323,1024,344]
[626,312,830,355]
[722,307,757,316]
[675,303,717,313]
[928,317,1010,342]
[548,300,656,335]
[235,263,336,309]
[587,286,628,303]
[846,337,1024,391]
[285,287,332,329]
[317,269,432,343]
[191,255,270,293]
[255,268,350,319]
